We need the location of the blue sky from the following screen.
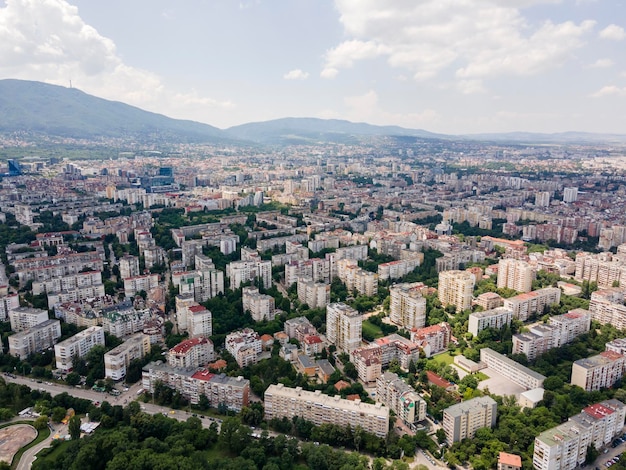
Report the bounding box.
[1,0,625,134]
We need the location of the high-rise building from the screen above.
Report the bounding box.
[376,371,426,430]
[570,351,626,392]
[563,187,579,203]
[535,191,551,208]
[442,396,497,443]
[296,277,330,309]
[438,270,475,312]
[326,303,362,353]
[242,286,276,322]
[9,319,62,359]
[167,337,215,369]
[389,283,427,330]
[104,333,151,380]
[468,307,513,337]
[497,259,536,293]
[533,400,626,470]
[9,307,49,332]
[503,287,561,321]
[54,326,105,372]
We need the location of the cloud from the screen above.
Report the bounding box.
[344,89,379,118]
[0,0,232,121]
[588,58,614,68]
[325,1,595,87]
[599,24,626,40]
[591,85,626,98]
[283,69,309,80]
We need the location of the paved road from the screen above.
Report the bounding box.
[16,423,67,470]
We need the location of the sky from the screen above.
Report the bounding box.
[1,0,626,135]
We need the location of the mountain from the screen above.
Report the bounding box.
[0,79,229,143]
[224,117,448,145]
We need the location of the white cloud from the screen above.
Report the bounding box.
[599,24,626,40]
[456,79,486,95]
[283,69,309,80]
[326,1,595,87]
[0,0,232,122]
[591,85,626,97]
[344,89,379,118]
[320,67,338,79]
[588,58,614,68]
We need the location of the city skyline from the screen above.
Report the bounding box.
[1,0,625,135]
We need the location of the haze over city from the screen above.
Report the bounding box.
[1,0,626,134]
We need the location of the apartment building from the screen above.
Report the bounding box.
[167,337,215,369]
[498,452,522,470]
[104,333,151,380]
[296,277,330,309]
[32,270,104,306]
[468,307,513,337]
[606,337,626,355]
[443,396,497,444]
[284,316,318,343]
[497,258,536,293]
[438,270,475,312]
[575,252,626,289]
[549,309,591,347]
[242,286,276,322]
[589,289,626,329]
[534,400,626,470]
[123,273,159,298]
[389,282,427,330]
[101,301,151,337]
[474,292,504,311]
[351,334,421,383]
[225,328,262,368]
[410,322,452,357]
[227,259,272,289]
[376,371,426,429]
[503,287,561,321]
[171,262,224,303]
[570,351,626,392]
[480,348,546,390]
[351,345,382,384]
[54,326,105,371]
[9,319,62,359]
[336,258,379,297]
[284,258,331,286]
[264,384,389,438]
[0,294,19,322]
[13,252,103,287]
[512,324,557,361]
[119,254,140,279]
[378,258,421,281]
[326,302,362,353]
[9,306,49,332]
[187,304,213,339]
[142,362,249,411]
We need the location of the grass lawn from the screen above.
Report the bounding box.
[362,320,384,339]
[431,351,456,366]
[23,439,69,469]
[475,372,489,381]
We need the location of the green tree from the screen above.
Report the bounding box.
[69,414,82,440]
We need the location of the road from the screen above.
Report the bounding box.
[593,437,626,469]
[17,423,67,470]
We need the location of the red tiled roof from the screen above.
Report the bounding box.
[426,371,452,389]
[191,369,215,382]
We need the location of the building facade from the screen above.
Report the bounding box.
[443,396,497,443]
[54,326,105,371]
[326,303,362,353]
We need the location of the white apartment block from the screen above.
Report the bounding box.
[512,324,557,361]
[167,337,215,368]
[336,259,378,297]
[575,252,626,289]
[227,259,272,289]
[32,270,102,295]
[171,266,224,303]
[351,345,382,384]
[296,277,330,309]
[474,292,504,311]
[104,333,151,380]
[533,400,626,470]
[123,273,159,298]
[47,284,106,307]
[9,307,49,333]
[264,384,389,438]
[503,287,561,321]
[174,293,197,333]
[54,326,105,371]
[242,286,276,322]
[480,348,546,390]
[376,371,426,429]
[284,316,317,342]
[119,255,140,279]
[187,304,213,339]
[438,270,475,312]
[378,258,421,281]
[225,328,262,368]
[443,396,497,443]
[13,252,104,287]
[589,289,626,329]
[9,319,62,359]
[101,301,151,337]
[468,307,513,337]
[606,337,626,355]
[548,309,591,347]
[142,362,249,411]
[351,334,421,384]
[389,282,427,330]
[285,258,331,286]
[326,302,362,353]
[410,322,452,357]
[571,351,626,392]
[497,258,536,293]
[0,294,19,322]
